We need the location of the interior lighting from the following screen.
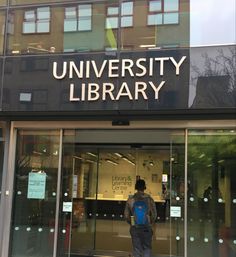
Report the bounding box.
[73,155,84,160]
[199,153,205,158]
[87,152,97,157]
[122,157,135,166]
[33,151,43,155]
[105,159,118,165]
[139,44,156,48]
[149,161,154,166]
[114,152,123,158]
[86,159,96,163]
[12,50,20,54]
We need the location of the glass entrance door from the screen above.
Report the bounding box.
[57,129,185,257]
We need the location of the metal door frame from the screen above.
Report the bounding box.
[0,119,235,257]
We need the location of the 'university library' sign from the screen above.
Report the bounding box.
[2,49,191,112]
[52,55,187,102]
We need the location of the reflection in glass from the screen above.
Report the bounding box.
[150,0,162,12]
[58,136,97,256]
[0,0,6,5]
[7,0,189,55]
[164,0,179,12]
[187,130,236,257]
[0,128,4,205]
[0,11,5,54]
[164,13,179,24]
[121,0,188,50]
[61,129,185,257]
[9,130,60,257]
[23,7,50,34]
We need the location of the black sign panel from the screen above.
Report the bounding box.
[2,49,190,112]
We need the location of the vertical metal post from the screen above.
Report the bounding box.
[169,139,173,256]
[184,129,188,257]
[53,129,63,257]
[0,122,17,257]
[0,122,10,256]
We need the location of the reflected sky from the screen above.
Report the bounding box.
[190,0,236,46]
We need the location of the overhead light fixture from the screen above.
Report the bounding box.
[86,159,96,163]
[199,154,205,159]
[122,157,135,166]
[139,44,156,48]
[73,155,84,160]
[87,152,97,158]
[149,161,154,167]
[114,153,123,158]
[33,151,43,155]
[105,159,118,166]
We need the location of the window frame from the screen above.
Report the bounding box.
[106,1,134,29]
[64,4,92,33]
[22,6,51,34]
[147,0,180,26]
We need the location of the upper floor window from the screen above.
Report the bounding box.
[106,1,133,29]
[64,4,92,32]
[23,7,50,34]
[148,0,179,25]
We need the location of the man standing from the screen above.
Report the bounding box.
[124,179,157,257]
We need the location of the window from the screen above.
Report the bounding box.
[64,4,92,32]
[106,1,133,29]
[23,7,50,34]
[148,0,179,25]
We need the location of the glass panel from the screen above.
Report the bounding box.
[65,7,76,19]
[64,19,77,32]
[121,16,133,27]
[164,0,179,12]
[187,130,236,257]
[23,22,36,33]
[95,149,135,254]
[63,129,185,257]
[7,2,118,54]
[37,7,50,20]
[0,0,6,6]
[164,13,179,24]
[148,14,162,25]
[10,0,77,4]
[37,21,50,33]
[106,17,118,29]
[121,2,133,16]
[121,0,189,50]
[25,10,35,21]
[9,130,60,257]
[57,132,97,257]
[150,0,162,12]
[0,11,5,54]
[189,45,236,109]
[79,4,92,17]
[107,7,119,16]
[78,17,91,31]
[190,0,236,46]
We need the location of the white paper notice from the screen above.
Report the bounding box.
[27,172,46,199]
[63,202,73,212]
[170,206,181,217]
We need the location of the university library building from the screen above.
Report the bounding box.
[0,1,235,257]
